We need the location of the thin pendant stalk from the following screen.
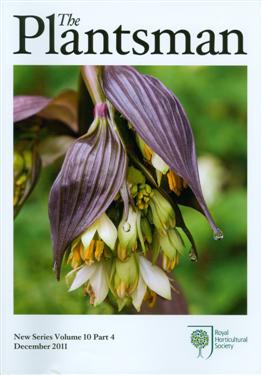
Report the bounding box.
[81,66,106,105]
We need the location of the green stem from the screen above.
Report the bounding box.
[81,66,106,104]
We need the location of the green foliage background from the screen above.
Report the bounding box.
[14,66,247,315]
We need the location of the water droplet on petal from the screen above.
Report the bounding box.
[214,228,223,240]
[123,222,131,232]
[189,249,198,262]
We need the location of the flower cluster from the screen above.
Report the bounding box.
[64,162,186,311]
[15,65,222,313]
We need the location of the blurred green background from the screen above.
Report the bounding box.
[14,66,247,315]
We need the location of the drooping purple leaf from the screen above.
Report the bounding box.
[39,90,79,132]
[14,92,79,219]
[14,96,50,123]
[38,135,75,167]
[103,66,222,238]
[48,117,127,279]
[14,92,79,136]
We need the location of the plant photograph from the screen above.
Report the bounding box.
[14,65,247,315]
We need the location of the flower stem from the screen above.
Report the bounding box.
[81,66,106,104]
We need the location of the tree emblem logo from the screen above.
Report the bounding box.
[191,329,209,358]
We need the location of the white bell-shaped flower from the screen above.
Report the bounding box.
[132,255,171,311]
[81,213,117,250]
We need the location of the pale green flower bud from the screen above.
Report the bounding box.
[159,228,184,271]
[22,149,33,170]
[130,185,138,197]
[117,207,138,260]
[152,230,160,263]
[141,217,152,244]
[13,148,36,211]
[127,166,146,185]
[159,228,184,257]
[113,256,139,298]
[149,190,176,234]
[14,151,24,178]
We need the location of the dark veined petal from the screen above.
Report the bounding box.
[14,96,50,123]
[103,66,222,238]
[48,118,127,279]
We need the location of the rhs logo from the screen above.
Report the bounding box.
[188,325,214,359]
[191,329,209,358]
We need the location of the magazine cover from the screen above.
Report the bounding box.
[0,0,261,374]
